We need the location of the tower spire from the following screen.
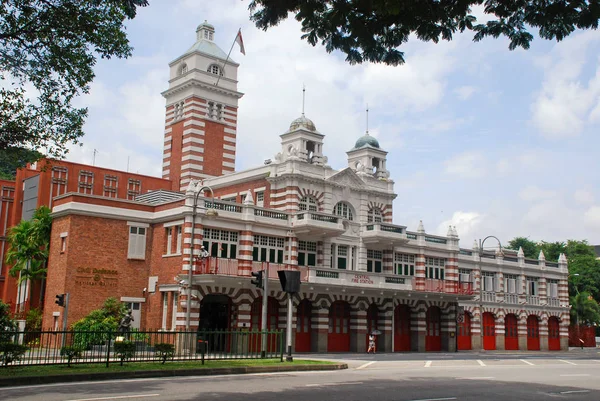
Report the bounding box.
[302,84,306,116]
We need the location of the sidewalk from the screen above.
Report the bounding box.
[0,362,348,387]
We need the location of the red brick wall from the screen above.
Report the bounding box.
[42,215,153,329]
[203,120,228,176]
[167,120,184,191]
[0,180,15,305]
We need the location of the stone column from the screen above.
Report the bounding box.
[443,304,457,352]
[540,315,549,351]
[414,308,427,352]
[313,302,329,352]
[518,314,528,350]
[495,314,505,350]
[352,305,368,352]
[238,229,254,276]
[472,306,482,350]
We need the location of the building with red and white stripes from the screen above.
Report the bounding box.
[31,21,571,352]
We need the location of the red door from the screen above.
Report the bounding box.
[394,304,411,352]
[295,299,312,352]
[548,316,560,351]
[250,297,279,352]
[366,304,378,351]
[505,314,518,350]
[527,315,540,350]
[328,301,350,352]
[482,312,496,350]
[457,312,472,350]
[425,306,441,351]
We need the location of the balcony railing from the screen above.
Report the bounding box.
[193,258,308,281]
[204,200,242,213]
[296,212,339,223]
[527,295,540,305]
[547,297,560,307]
[364,223,405,234]
[481,291,496,302]
[254,208,288,221]
[504,293,519,304]
[422,279,473,295]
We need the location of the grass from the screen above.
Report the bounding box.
[0,359,335,378]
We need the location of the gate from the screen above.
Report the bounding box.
[394,304,411,352]
[457,312,472,350]
[328,301,350,352]
[250,297,279,352]
[295,299,312,352]
[527,315,540,350]
[504,314,518,350]
[482,312,496,350]
[425,306,441,351]
[548,316,560,351]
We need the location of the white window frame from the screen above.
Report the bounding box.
[527,277,538,296]
[367,249,383,273]
[161,293,168,330]
[203,228,239,259]
[298,241,317,266]
[299,195,318,212]
[425,257,445,279]
[127,222,148,260]
[482,272,496,292]
[367,207,383,223]
[505,274,518,294]
[333,202,354,221]
[395,253,415,276]
[548,279,558,299]
[458,268,472,284]
[256,191,264,207]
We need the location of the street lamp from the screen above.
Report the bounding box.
[477,235,503,351]
[185,184,218,331]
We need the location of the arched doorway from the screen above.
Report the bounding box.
[505,314,519,350]
[394,304,411,352]
[482,312,496,350]
[328,301,350,352]
[251,297,280,352]
[457,312,472,350]
[366,304,379,351]
[426,306,441,351]
[548,316,560,351]
[295,299,312,352]
[527,315,540,350]
[198,294,232,353]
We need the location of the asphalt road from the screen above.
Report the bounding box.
[4,351,600,401]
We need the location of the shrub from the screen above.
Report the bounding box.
[60,346,83,367]
[113,341,136,366]
[154,343,175,364]
[71,297,129,349]
[0,343,28,366]
[25,308,43,331]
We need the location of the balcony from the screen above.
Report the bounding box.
[547,297,560,307]
[527,295,540,305]
[504,293,519,304]
[192,257,308,282]
[291,211,346,238]
[481,291,496,303]
[421,279,474,295]
[361,222,409,250]
[308,268,413,291]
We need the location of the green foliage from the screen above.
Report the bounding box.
[506,237,539,259]
[71,297,128,348]
[570,292,600,326]
[248,0,600,66]
[0,0,148,159]
[539,241,567,262]
[0,147,43,180]
[0,343,28,366]
[0,301,17,344]
[25,308,42,332]
[113,341,136,366]
[60,346,83,368]
[154,343,175,364]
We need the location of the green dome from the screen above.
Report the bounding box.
[354,134,379,149]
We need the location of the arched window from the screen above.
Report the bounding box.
[299,195,318,212]
[367,207,383,223]
[178,63,188,76]
[333,202,354,221]
[207,64,223,76]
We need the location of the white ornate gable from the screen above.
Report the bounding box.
[326,168,366,189]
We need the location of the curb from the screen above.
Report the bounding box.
[0,363,348,387]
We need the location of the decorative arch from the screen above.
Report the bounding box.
[178,63,188,76]
[367,206,383,223]
[299,194,319,212]
[207,63,223,76]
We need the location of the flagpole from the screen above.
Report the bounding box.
[215,28,240,87]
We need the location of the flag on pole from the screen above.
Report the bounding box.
[235,29,246,55]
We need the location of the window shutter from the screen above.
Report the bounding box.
[494,276,500,292]
[508,279,515,294]
[128,232,137,258]
[485,277,493,292]
[136,232,145,258]
[517,278,523,294]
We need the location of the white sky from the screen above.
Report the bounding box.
[67,1,600,253]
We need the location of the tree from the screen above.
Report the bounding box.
[0,147,42,180]
[5,206,52,310]
[0,0,149,160]
[570,291,600,326]
[539,241,567,262]
[506,237,538,259]
[71,297,127,348]
[249,0,600,66]
[565,240,600,299]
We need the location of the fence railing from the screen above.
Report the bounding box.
[422,279,473,295]
[0,329,284,367]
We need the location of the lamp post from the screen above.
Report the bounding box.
[477,235,503,351]
[185,184,218,331]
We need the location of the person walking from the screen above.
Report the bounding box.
[367,334,376,354]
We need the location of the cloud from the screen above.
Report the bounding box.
[574,190,595,205]
[584,206,600,228]
[455,85,478,100]
[530,32,600,139]
[436,211,484,240]
[518,186,556,202]
[444,151,487,179]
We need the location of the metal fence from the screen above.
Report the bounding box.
[1,329,284,367]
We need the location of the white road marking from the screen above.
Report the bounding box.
[560,390,590,394]
[356,361,376,370]
[424,361,433,368]
[559,374,590,377]
[306,382,363,387]
[456,377,494,380]
[477,360,486,367]
[520,359,535,366]
[65,395,160,401]
[407,398,457,401]
[559,360,577,365]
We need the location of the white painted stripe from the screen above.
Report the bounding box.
[407,398,457,401]
[559,374,589,377]
[560,390,590,394]
[65,394,160,401]
[356,361,376,370]
[520,359,535,366]
[477,359,486,367]
[559,360,577,365]
[424,361,432,368]
[456,377,494,380]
